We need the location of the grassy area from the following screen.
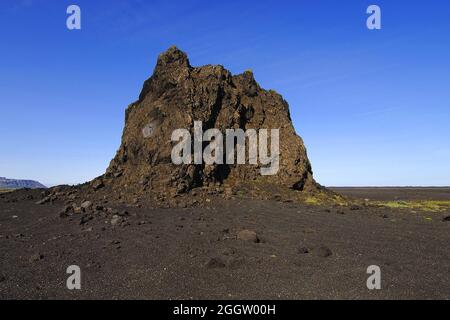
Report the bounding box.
[304,193,349,206]
[372,200,450,212]
[0,189,13,193]
[303,194,450,213]
[304,196,320,205]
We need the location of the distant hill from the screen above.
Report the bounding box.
[0,177,47,189]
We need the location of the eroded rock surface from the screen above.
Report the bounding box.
[103,46,319,199]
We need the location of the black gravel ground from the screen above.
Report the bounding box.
[0,188,449,299]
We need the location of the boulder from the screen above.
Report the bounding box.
[80,201,93,210]
[237,229,259,243]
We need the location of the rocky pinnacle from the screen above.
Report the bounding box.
[104,46,318,196]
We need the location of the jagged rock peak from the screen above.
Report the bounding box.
[155,46,191,71]
[107,46,320,199]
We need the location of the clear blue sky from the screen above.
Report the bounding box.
[1,0,449,186]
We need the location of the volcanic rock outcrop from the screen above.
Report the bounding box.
[103,46,319,198]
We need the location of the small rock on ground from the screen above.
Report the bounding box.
[206,257,226,269]
[314,246,332,258]
[237,229,259,243]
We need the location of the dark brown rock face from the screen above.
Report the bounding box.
[105,46,318,196]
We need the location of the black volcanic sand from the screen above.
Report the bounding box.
[0,188,449,299]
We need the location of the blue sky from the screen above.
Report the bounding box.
[1,0,449,186]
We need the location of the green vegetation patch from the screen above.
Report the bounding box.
[305,196,320,205]
[303,192,349,206]
[373,200,450,212]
